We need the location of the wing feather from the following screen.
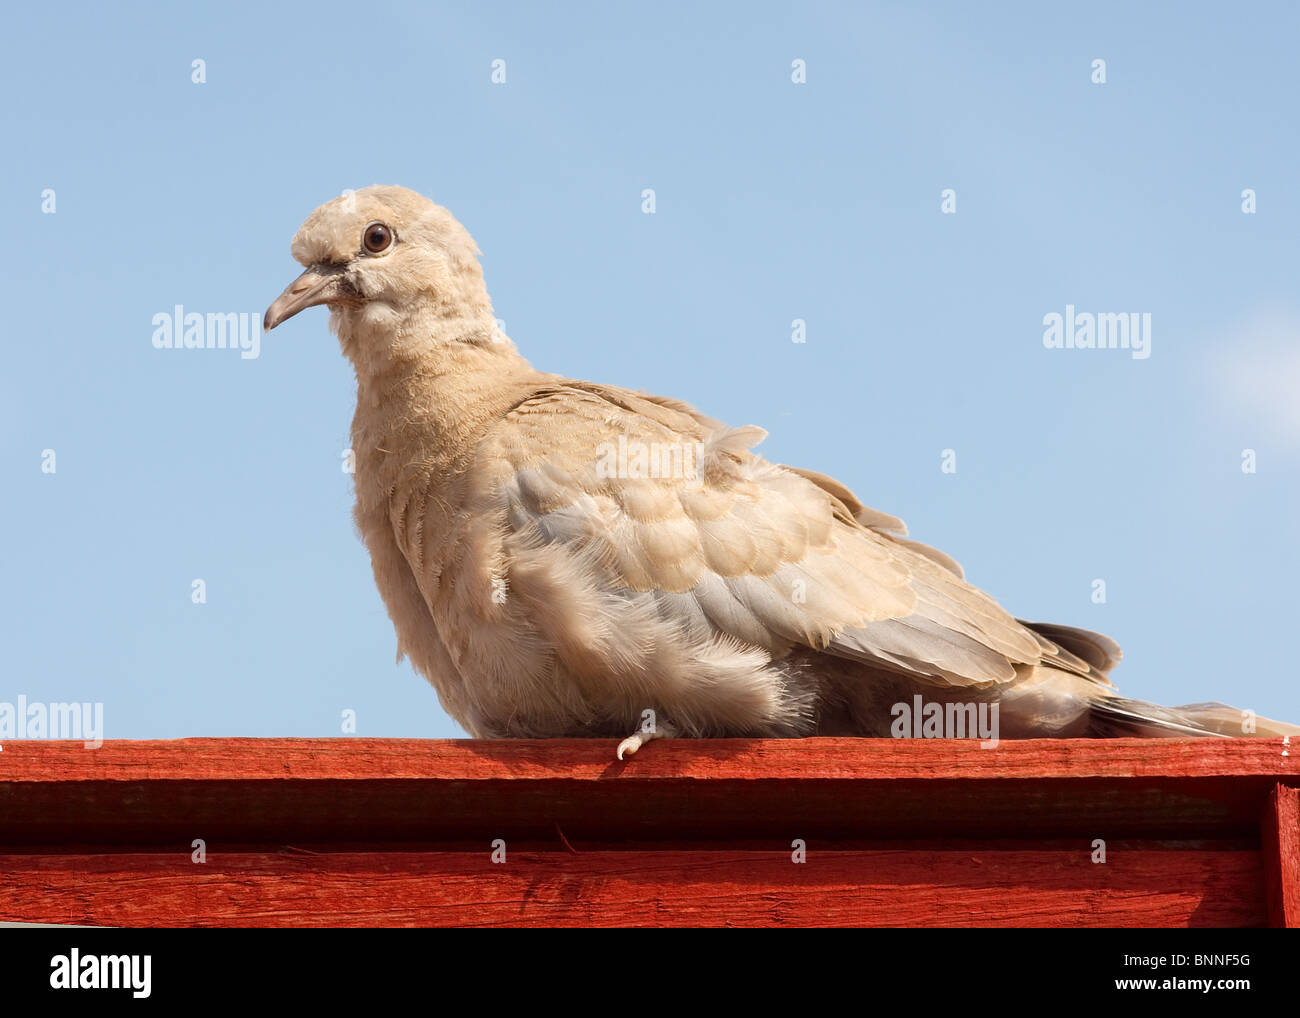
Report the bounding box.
[433,382,1118,694]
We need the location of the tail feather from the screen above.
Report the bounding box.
[1090,696,1300,738]
[1020,620,1122,675]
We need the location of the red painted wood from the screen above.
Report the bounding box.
[1261,783,1300,928]
[1,738,1295,926]
[2,737,1297,844]
[5,736,1298,783]
[0,849,1264,928]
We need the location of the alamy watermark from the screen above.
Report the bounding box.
[891,695,999,748]
[50,950,150,998]
[595,436,705,484]
[0,696,104,748]
[152,305,261,360]
[1042,304,1151,360]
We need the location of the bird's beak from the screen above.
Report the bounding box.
[263,267,353,331]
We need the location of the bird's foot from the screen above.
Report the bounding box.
[616,718,676,760]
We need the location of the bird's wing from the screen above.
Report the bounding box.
[428,381,1112,690]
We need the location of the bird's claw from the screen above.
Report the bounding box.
[616,721,675,760]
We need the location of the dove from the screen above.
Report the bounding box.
[264,186,1299,756]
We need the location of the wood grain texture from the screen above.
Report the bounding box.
[1261,783,1300,928]
[2,737,1297,843]
[0,849,1264,928]
[7,736,1299,782]
[1,738,1294,926]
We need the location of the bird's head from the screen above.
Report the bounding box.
[264,185,500,355]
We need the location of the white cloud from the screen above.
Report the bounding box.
[1212,310,1300,449]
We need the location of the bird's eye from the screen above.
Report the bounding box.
[362,222,394,254]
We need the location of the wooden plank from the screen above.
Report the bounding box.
[6,736,1298,783]
[2,738,1297,843]
[1261,783,1300,928]
[0,849,1265,928]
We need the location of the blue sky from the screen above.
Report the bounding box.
[3,1,1297,739]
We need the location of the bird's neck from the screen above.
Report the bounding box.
[343,310,547,495]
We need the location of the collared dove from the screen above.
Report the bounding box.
[265,186,1299,755]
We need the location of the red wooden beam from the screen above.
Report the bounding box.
[1,738,1296,927]
[0,848,1264,928]
[1261,782,1300,928]
[4,737,1297,842]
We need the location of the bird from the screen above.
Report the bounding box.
[264,185,1299,756]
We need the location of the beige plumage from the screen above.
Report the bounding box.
[264,186,1299,753]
